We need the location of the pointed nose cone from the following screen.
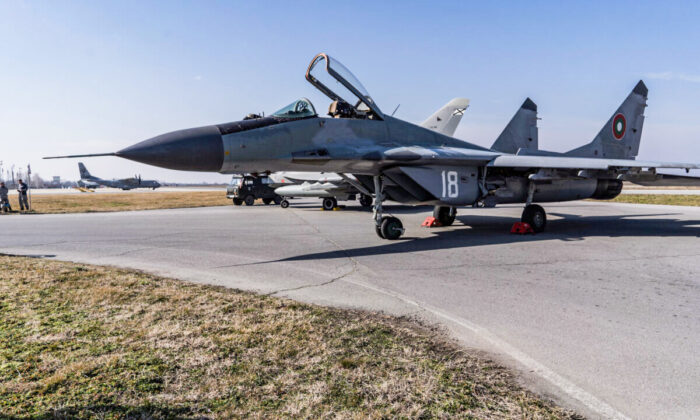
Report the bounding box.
[116,125,224,172]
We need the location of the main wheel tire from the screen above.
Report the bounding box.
[322,197,337,211]
[280,199,290,208]
[244,195,255,206]
[262,198,272,205]
[375,223,384,239]
[522,204,546,233]
[232,198,243,206]
[433,206,456,226]
[380,216,403,240]
[273,195,282,205]
[359,193,373,207]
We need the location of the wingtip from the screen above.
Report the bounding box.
[521,97,537,112]
[633,80,648,97]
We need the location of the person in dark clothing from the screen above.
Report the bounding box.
[17,179,29,211]
[0,182,11,213]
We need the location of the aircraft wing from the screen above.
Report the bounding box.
[488,155,700,170]
[383,146,498,165]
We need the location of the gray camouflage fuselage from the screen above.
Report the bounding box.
[114,114,615,206]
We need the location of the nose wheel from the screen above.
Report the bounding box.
[373,175,404,240]
[376,216,403,240]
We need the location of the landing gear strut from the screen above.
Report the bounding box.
[373,176,403,240]
[433,206,457,226]
[521,183,546,232]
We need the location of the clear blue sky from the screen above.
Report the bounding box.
[1,0,699,182]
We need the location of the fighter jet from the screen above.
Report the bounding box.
[77,162,161,190]
[272,98,471,209]
[48,53,700,239]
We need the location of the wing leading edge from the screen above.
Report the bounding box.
[488,155,700,171]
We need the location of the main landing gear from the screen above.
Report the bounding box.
[373,175,404,240]
[520,182,546,233]
[521,204,546,233]
[433,206,457,226]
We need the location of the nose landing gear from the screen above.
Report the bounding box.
[373,175,404,240]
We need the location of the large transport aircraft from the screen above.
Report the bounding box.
[48,53,700,239]
[78,162,161,190]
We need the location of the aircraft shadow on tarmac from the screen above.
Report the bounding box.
[249,212,700,264]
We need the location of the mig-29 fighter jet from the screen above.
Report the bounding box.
[48,53,700,240]
[78,162,160,190]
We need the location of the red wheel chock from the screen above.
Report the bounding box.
[510,222,534,234]
[421,216,442,227]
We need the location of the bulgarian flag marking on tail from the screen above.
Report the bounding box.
[612,113,626,140]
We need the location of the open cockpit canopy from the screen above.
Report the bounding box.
[306,53,384,120]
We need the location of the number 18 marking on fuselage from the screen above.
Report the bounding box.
[441,170,458,198]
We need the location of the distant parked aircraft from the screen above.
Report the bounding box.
[78,162,160,190]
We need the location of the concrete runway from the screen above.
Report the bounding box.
[1,200,698,419]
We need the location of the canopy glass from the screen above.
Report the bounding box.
[306,53,383,118]
[271,98,317,119]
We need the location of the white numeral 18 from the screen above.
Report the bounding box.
[441,170,458,198]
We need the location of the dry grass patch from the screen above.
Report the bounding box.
[5,191,231,214]
[0,255,578,419]
[603,194,700,206]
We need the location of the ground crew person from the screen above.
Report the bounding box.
[0,182,11,213]
[17,179,29,211]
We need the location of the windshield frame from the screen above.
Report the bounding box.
[305,53,384,119]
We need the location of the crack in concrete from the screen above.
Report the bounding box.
[266,262,358,296]
[103,247,155,258]
[395,252,700,272]
[262,208,368,297]
[3,240,70,248]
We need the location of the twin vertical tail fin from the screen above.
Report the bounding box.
[78,162,92,179]
[566,80,648,159]
[420,98,470,137]
[490,98,539,154]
